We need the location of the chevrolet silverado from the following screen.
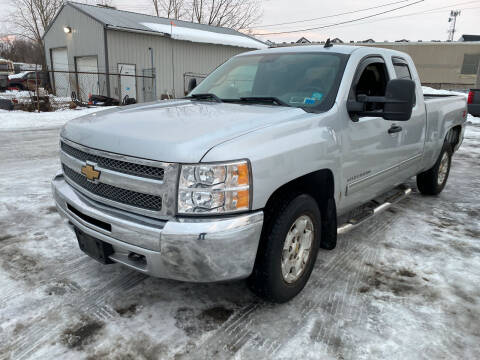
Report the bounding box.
[52,45,467,302]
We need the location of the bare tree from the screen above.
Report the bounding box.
[151,0,261,30]
[152,0,187,19]
[9,0,64,68]
[190,0,261,30]
[0,38,43,64]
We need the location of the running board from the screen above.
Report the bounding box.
[337,186,412,235]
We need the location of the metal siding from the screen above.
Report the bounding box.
[358,42,480,88]
[43,6,106,94]
[106,29,249,101]
[69,2,265,43]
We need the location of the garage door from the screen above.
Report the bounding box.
[76,56,99,101]
[51,48,70,98]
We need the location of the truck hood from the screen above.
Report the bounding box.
[61,100,308,163]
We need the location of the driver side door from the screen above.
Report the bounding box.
[340,56,405,211]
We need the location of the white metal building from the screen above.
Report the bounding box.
[43,2,266,102]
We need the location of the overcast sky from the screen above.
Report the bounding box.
[1,0,479,42]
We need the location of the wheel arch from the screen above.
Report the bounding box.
[261,168,337,250]
[445,125,462,152]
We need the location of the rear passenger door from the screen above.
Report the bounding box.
[389,57,426,178]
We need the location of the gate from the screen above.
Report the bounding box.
[142,68,156,102]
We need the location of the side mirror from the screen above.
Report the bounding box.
[187,78,197,92]
[347,79,416,121]
[382,79,416,121]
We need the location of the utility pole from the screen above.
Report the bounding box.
[447,10,461,41]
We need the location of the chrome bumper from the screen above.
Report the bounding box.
[52,173,264,282]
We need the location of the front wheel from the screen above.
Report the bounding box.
[417,142,452,195]
[248,194,321,303]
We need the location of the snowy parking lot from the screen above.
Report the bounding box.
[0,109,479,359]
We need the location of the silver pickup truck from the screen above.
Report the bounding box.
[52,45,467,302]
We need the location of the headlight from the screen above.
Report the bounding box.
[178,160,250,214]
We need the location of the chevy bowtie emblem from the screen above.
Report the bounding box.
[81,164,100,181]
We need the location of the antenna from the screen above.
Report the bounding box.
[447,10,461,41]
[324,38,333,48]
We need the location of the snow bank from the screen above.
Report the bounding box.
[141,22,267,50]
[8,71,29,80]
[0,107,108,131]
[422,86,467,98]
[468,114,480,125]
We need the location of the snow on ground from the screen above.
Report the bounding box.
[0,107,107,131]
[0,113,479,359]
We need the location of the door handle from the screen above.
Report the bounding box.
[388,125,402,134]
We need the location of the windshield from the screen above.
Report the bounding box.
[190,52,348,110]
[0,64,10,72]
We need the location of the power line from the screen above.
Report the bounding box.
[252,0,479,35]
[249,0,414,29]
[318,3,480,33]
[253,0,425,36]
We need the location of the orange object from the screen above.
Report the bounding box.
[235,190,249,209]
[236,163,249,186]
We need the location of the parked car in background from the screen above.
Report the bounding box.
[52,45,467,302]
[0,96,14,110]
[8,71,49,91]
[468,89,480,117]
[0,58,15,91]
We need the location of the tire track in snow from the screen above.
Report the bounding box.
[190,211,394,359]
[6,271,146,360]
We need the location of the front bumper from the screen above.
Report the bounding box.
[52,173,264,282]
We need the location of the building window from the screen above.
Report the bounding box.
[461,54,480,75]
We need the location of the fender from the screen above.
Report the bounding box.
[201,110,342,210]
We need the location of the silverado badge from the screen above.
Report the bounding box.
[81,164,100,181]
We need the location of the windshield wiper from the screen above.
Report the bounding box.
[238,97,291,107]
[187,93,223,103]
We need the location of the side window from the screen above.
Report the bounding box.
[393,63,412,80]
[355,62,389,111]
[355,63,389,97]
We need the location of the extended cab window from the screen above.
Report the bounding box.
[393,59,416,105]
[393,62,412,80]
[190,52,349,111]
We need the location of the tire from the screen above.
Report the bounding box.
[248,194,321,303]
[417,142,452,195]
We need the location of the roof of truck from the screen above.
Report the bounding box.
[239,44,406,56]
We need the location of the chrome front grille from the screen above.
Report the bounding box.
[62,165,163,211]
[61,141,164,180]
[60,138,179,218]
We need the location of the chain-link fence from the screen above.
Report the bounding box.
[183,72,207,96]
[47,69,156,105]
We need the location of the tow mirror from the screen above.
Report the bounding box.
[187,78,197,92]
[347,79,416,121]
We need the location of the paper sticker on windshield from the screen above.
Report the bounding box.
[304,98,315,105]
[312,92,323,101]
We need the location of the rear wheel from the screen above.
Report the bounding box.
[417,142,452,195]
[248,194,321,303]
